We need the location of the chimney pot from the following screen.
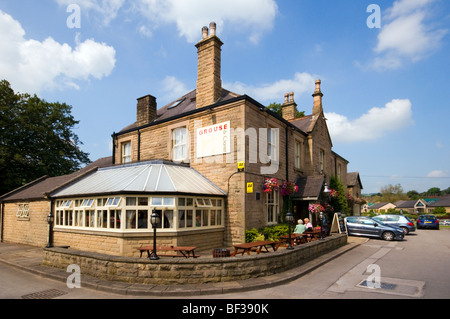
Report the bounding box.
[210,22,216,36]
[284,93,289,104]
[289,92,295,102]
[202,26,208,39]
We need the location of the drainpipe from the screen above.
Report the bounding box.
[138,129,141,162]
[111,132,116,165]
[0,202,4,242]
[285,126,289,181]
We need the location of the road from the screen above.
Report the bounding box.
[1,229,449,300]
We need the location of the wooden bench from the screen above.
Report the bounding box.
[232,241,279,256]
[279,233,309,246]
[138,245,199,258]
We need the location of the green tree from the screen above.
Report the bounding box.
[425,187,441,197]
[407,190,420,200]
[267,102,305,119]
[380,184,407,203]
[0,80,91,195]
[329,176,349,214]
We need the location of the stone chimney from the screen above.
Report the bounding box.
[136,94,157,127]
[195,22,223,109]
[282,92,297,121]
[312,79,323,115]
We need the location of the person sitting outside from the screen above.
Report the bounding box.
[304,218,313,231]
[294,219,306,234]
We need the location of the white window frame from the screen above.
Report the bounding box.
[266,190,279,224]
[295,140,301,169]
[16,203,30,218]
[172,127,187,162]
[267,128,278,162]
[122,141,132,163]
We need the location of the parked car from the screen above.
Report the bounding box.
[372,214,416,235]
[416,215,440,230]
[344,216,404,241]
[441,220,450,226]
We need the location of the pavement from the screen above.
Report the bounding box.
[0,237,368,297]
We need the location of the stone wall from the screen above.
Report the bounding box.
[43,234,347,285]
[2,201,50,247]
[53,228,225,257]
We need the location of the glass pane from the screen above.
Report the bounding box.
[126,197,136,206]
[186,210,193,228]
[202,210,208,226]
[164,210,173,229]
[178,210,186,228]
[210,210,216,226]
[152,197,162,206]
[178,198,185,206]
[186,198,193,206]
[126,210,136,229]
[163,197,174,206]
[217,210,222,225]
[137,210,148,229]
[138,197,148,206]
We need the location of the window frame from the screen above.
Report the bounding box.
[121,141,132,164]
[172,127,187,162]
[265,190,279,224]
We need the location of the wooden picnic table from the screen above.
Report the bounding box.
[303,229,323,241]
[232,240,279,256]
[138,245,199,259]
[279,233,309,246]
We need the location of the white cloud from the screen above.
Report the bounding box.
[55,0,125,25]
[133,0,278,43]
[224,72,317,103]
[370,0,447,70]
[426,170,449,178]
[325,99,414,143]
[159,76,189,104]
[0,10,116,94]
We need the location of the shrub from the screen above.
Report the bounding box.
[245,224,290,242]
[245,228,261,243]
[434,207,446,215]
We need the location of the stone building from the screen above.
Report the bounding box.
[0,23,361,256]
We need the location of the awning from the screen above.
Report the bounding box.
[51,161,226,198]
[292,175,325,201]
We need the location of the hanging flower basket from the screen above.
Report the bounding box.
[263,178,279,193]
[308,203,325,214]
[329,189,339,198]
[280,180,299,197]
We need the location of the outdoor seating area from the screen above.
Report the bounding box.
[137,245,200,259]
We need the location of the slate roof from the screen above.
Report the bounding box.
[347,172,363,189]
[395,200,418,209]
[369,202,392,209]
[120,89,240,133]
[427,196,450,207]
[293,175,325,200]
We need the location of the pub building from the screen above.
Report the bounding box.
[0,23,362,257]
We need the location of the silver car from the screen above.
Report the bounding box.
[372,215,416,235]
[345,216,404,241]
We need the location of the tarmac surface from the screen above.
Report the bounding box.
[0,237,368,297]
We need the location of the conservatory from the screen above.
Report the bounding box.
[49,161,227,256]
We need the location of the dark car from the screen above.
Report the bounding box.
[372,214,416,235]
[417,215,440,230]
[345,216,404,241]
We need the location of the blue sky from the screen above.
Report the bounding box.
[1,0,449,194]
